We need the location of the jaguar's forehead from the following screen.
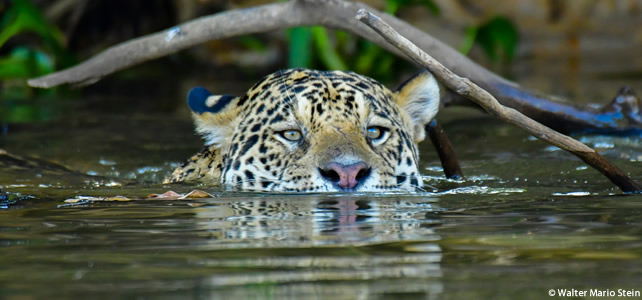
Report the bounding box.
[243,69,396,123]
[248,70,387,103]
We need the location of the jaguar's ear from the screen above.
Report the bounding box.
[188,87,244,147]
[394,70,440,143]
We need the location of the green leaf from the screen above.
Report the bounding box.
[421,0,440,16]
[0,0,75,69]
[354,42,382,74]
[288,27,312,68]
[385,0,403,14]
[459,26,478,55]
[475,16,519,62]
[239,36,267,52]
[0,0,65,48]
[311,27,347,70]
[374,54,395,77]
[0,47,54,78]
[385,0,439,15]
[334,30,351,53]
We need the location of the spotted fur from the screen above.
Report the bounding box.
[164,68,440,192]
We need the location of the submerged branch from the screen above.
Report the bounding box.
[427,120,463,180]
[355,9,640,193]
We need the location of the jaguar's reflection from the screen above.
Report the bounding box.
[194,195,442,245]
[191,195,444,298]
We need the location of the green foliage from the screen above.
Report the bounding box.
[285,0,441,82]
[0,0,74,66]
[287,27,312,68]
[460,16,519,63]
[459,26,478,57]
[286,26,407,82]
[310,27,347,71]
[0,0,75,99]
[287,26,348,71]
[1,0,59,47]
[239,36,269,52]
[0,46,53,78]
[284,1,517,80]
[385,0,439,15]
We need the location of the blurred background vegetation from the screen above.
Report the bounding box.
[1,0,641,123]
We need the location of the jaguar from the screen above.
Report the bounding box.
[164,68,440,192]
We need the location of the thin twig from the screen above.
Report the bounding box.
[355,9,640,193]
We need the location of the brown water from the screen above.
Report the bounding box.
[1,95,641,299]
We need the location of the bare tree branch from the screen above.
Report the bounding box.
[29,0,508,88]
[355,8,640,193]
[27,0,642,134]
[29,1,305,87]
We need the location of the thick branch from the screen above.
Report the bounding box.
[29,0,508,88]
[28,1,312,87]
[27,0,642,134]
[356,9,640,193]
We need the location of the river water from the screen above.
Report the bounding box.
[1,91,641,299]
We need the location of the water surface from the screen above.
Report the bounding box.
[1,97,641,299]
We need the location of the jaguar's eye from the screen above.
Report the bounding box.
[279,129,302,141]
[366,126,383,139]
[366,126,389,144]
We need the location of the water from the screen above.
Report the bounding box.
[1,96,641,299]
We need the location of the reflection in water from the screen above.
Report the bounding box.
[181,195,444,298]
[195,196,441,244]
[2,190,642,299]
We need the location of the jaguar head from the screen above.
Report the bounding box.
[181,69,440,192]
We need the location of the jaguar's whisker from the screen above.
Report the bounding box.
[279,69,295,105]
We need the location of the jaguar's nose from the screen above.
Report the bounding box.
[319,162,371,190]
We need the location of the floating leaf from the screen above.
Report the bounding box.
[183,190,213,198]
[147,190,214,200]
[147,190,182,200]
[63,195,131,203]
